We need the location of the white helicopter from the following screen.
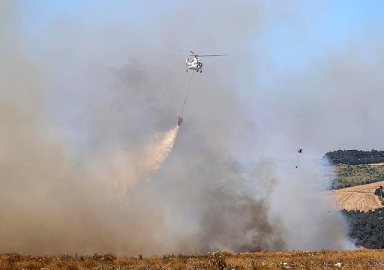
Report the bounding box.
[163,50,228,73]
[185,51,228,73]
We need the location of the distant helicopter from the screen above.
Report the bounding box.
[163,50,228,73]
[185,51,228,73]
[296,148,304,168]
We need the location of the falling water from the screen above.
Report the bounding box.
[144,126,180,172]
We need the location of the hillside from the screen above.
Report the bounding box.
[343,208,384,249]
[324,181,384,212]
[332,163,384,189]
[324,149,384,165]
[1,249,383,269]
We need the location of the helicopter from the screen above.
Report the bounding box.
[185,51,228,73]
[295,148,304,168]
[163,50,228,73]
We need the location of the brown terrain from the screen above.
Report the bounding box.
[1,249,384,269]
[325,181,384,212]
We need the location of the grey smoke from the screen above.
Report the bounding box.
[2,0,377,255]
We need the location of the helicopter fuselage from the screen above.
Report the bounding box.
[186,57,203,73]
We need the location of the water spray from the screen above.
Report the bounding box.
[145,126,180,173]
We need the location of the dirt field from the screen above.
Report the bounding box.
[1,249,384,269]
[325,181,384,212]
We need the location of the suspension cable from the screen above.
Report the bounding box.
[179,71,195,115]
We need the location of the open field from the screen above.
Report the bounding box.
[325,181,384,212]
[1,249,383,269]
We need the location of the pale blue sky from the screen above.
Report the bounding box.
[20,1,384,74]
[18,0,382,69]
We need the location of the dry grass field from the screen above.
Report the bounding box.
[325,181,384,212]
[1,249,383,269]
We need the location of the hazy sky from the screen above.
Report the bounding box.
[21,1,384,69]
[17,0,384,161]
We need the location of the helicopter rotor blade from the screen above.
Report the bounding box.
[196,54,229,57]
[161,49,190,56]
[190,51,197,57]
[162,49,228,58]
